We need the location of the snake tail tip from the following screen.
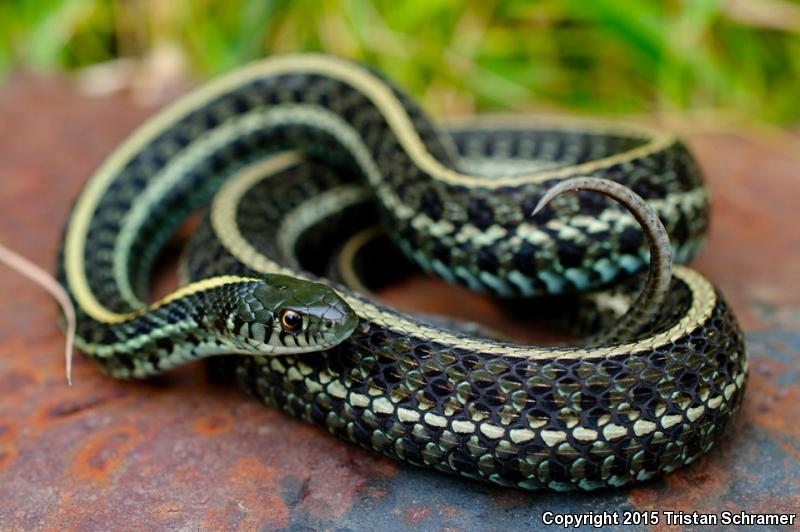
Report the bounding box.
[531,198,548,217]
[66,351,73,386]
[531,180,580,217]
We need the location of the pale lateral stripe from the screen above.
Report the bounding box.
[276,185,371,269]
[335,226,385,295]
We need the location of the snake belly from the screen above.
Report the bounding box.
[58,54,747,491]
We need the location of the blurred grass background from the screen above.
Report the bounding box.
[0,0,799,125]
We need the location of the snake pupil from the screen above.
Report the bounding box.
[279,309,302,332]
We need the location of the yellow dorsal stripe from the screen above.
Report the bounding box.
[102,275,262,324]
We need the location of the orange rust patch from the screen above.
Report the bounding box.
[218,456,289,529]
[203,508,230,530]
[72,426,138,481]
[0,421,16,444]
[0,445,17,469]
[230,456,278,483]
[193,411,234,436]
[404,505,432,525]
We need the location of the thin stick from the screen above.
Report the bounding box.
[0,243,75,385]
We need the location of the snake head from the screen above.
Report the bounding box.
[229,274,358,354]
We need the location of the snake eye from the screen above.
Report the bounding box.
[279,309,303,332]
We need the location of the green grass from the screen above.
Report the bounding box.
[1,0,799,124]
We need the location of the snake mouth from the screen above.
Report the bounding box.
[229,338,348,356]
[261,338,351,355]
[243,313,359,355]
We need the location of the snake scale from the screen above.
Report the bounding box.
[58,54,747,491]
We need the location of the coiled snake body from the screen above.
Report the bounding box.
[58,54,747,491]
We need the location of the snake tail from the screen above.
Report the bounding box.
[533,176,672,343]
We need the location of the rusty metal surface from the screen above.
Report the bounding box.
[0,76,797,531]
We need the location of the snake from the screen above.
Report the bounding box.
[57,54,747,491]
